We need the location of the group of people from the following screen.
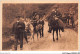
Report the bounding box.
[12,12,44,50]
[12,7,75,50]
[47,7,75,41]
[48,7,74,28]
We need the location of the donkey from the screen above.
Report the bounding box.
[48,17,64,41]
[31,19,44,40]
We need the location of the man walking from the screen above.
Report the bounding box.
[12,16,25,50]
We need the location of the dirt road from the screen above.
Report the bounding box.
[11,21,78,51]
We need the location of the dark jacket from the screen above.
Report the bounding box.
[12,21,25,34]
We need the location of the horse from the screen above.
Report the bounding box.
[48,17,65,41]
[12,21,28,50]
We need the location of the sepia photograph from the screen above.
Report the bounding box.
[2,3,78,51]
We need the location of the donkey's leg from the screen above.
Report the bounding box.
[33,31,34,41]
[24,35,28,43]
[68,18,69,25]
[56,29,58,40]
[53,29,55,41]
[59,28,61,38]
[42,27,44,37]
[37,31,38,39]
[39,30,41,38]
[24,31,28,43]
